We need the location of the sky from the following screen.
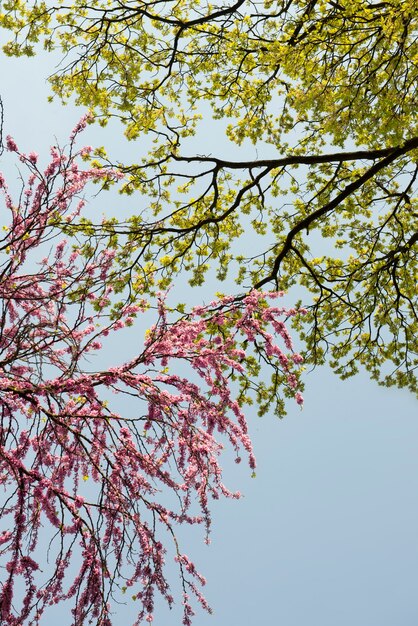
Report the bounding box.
[1,40,418,626]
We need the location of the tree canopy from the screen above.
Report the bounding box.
[1,0,417,392]
[1,1,418,624]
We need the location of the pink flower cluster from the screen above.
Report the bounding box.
[0,121,304,626]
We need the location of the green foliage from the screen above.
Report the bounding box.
[2,0,418,392]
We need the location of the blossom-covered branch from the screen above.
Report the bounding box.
[0,122,304,625]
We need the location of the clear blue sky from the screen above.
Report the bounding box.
[1,47,418,626]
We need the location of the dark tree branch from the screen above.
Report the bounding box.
[254,136,418,289]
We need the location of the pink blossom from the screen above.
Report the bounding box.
[0,531,12,545]
[6,135,18,152]
[295,392,304,406]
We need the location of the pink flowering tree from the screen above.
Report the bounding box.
[0,120,304,626]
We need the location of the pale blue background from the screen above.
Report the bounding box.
[1,47,418,626]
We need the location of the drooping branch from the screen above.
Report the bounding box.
[0,122,304,626]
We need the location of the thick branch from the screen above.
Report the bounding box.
[254,135,418,289]
[171,141,416,170]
